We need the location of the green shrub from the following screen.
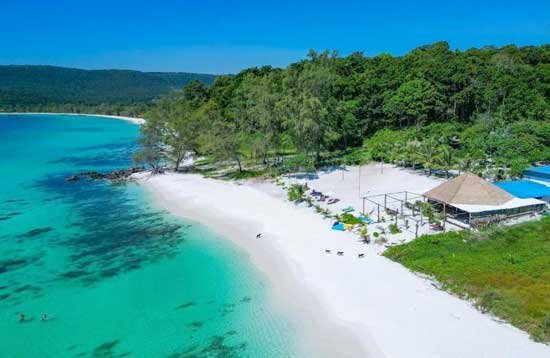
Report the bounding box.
[360,228,369,243]
[340,213,363,225]
[288,184,305,202]
[279,154,315,174]
[389,223,401,234]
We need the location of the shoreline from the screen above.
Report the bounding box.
[0,112,145,125]
[136,171,550,358]
[138,172,373,357]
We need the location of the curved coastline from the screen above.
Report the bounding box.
[135,171,550,358]
[0,112,145,125]
[136,172,375,357]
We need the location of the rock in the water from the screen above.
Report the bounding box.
[68,166,146,183]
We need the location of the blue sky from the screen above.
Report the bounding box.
[0,0,548,74]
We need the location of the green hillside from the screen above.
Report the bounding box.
[0,65,216,111]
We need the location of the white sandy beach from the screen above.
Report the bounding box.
[136,165,550,358]
[0,112,145,125]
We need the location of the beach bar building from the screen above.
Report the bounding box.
[423,173,546,227]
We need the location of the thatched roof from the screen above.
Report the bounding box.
[424,172,513,206]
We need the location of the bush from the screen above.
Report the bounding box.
[360,228,369,243]
[389,223,401,234]
[279,154,315,174]
[340,213,363,225]
[288,184,305,202]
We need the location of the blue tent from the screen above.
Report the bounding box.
[523,166,550,182]
[495,180,550,199]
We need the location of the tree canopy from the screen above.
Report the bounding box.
[135,42,549,178]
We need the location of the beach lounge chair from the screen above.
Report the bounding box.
[358,215,374,223]
[327,198,339,205]
[342,206,354,213]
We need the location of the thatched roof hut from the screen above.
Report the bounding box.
[424,172,512,206]
[423,173,545,226]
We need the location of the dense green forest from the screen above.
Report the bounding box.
[136,42,547,177]
[0,65,216,115]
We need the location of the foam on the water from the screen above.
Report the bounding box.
[0,114,300,357]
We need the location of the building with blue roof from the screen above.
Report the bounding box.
[495,180,550,203]
[523,165,550,183]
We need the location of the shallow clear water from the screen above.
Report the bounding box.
[0,114,300,357]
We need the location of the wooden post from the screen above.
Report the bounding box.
[415,222,419,238]
[377,205,380,222]
[362,197,365,215]
[384,194,387,209]
[443,203,447,230]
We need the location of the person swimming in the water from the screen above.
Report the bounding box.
[19,313,26,322]
[41,313,48,321]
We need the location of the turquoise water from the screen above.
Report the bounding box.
[0,115,300,357]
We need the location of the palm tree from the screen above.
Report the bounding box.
[458,153,479,174]
[390,141,406,165]
[420,138,440,176]
[438,145,456,178]
[404,140,421,170]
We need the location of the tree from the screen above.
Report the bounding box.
[133,118,165,173]
[383,79,440,128]
[199,102,246,172]
[147,92,206,171]
[438,145,456,178]
[284,92,335,161]
[420,138,441,176]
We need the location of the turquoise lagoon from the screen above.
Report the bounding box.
[0,115,300,357]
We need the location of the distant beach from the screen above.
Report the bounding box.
[136,167,550,357]
[0,112,145,125]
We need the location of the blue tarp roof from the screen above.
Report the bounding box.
[495,180,550,199]
[523,166,550,181]
[526,166,550,174]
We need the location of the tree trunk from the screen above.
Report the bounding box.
[174,157,182,172]
[235,156,242,172]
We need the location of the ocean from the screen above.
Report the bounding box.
[0,114,300,357]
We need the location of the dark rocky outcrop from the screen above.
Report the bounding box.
[65,166,145,183]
